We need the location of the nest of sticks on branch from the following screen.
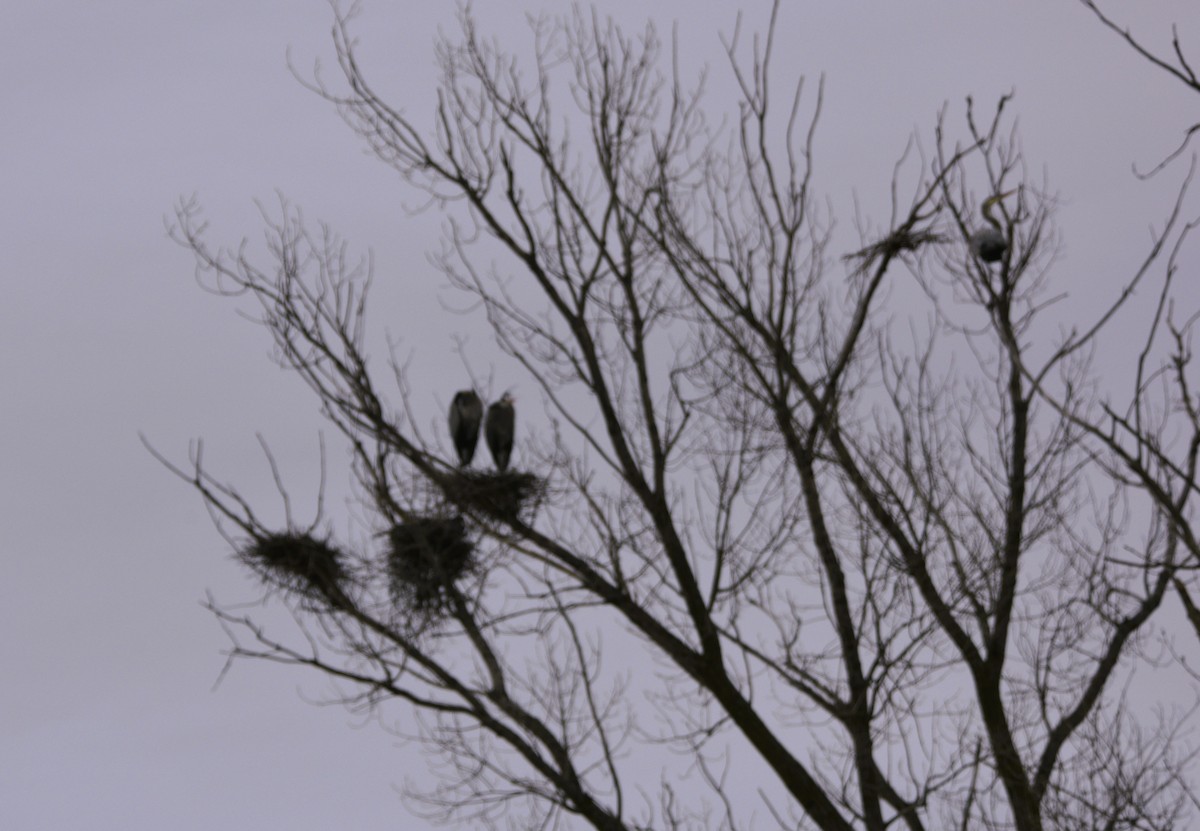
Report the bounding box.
[845,227,947,268]
[441,470,545,522]
[239,532,348,607]
[386,515,476,616]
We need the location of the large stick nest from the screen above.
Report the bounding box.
[239,532,347,606]
[441,470,545,522]
[387,515,475,615]
[845,227,947,267]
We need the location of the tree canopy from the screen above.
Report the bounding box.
[158,3,1200,829]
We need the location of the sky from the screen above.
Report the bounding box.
[1,2,1197,829]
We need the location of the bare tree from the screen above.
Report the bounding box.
[157,4,1200,829]
[1075,2,1200,669]
[1079,0,1200,176]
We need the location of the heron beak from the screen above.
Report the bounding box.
[996,189,1017,200]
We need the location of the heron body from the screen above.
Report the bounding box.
[970,191,1015,263]
[449,390,483,466]
[485,394,515,472]
[970,227,1007,263]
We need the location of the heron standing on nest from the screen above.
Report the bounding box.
[485,393,515,472]
[448,390,483,466]
[970,190,1016,263]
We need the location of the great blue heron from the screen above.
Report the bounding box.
[485,393,515,472]
[448,390,483,466]
[970,190,1016,263]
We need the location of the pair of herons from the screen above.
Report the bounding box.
[449,391,515,472]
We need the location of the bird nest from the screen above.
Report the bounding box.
[846,228,947,266]
[239,532,347,606]
[386,515,476,615]
[442,470,544,521]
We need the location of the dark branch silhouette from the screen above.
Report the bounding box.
[155,4,1200,829]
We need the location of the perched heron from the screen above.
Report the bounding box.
[970,190,1016,263]
[485,393,515,472]
[448,390,483,466]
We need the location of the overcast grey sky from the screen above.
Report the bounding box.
[2,2,1196,829]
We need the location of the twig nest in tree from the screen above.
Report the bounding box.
[387,516,475,614]
[443,470,545,521]
[845,228,947,267]
[240,532,347,604]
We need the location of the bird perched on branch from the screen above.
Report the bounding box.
[485,393,515,472]
[448,390,483,466]
[970,190,1016,263]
